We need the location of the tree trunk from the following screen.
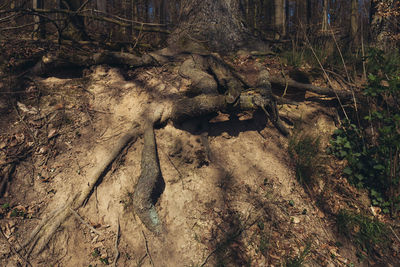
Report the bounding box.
[168,0,263,53]
[61,0,89,40]
[96,0,107,28]
[350,0,359,46]
[274,0,285,39]
[33,0,46,39]
[322,0,329,32]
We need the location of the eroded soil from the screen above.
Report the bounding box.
[0,57,395,266]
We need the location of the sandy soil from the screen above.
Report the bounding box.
[0,63,375,267]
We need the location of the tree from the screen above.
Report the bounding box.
[350,0,359,45]
[274,0,286,39]
[168,0,266,53]
[33,0,45,38]
[60,0,89,40]
[322,0,329,32]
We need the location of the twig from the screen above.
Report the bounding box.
[0,226,32,267]
[142,230,154,267]
[329,26,360,127]
[69,207,101,235]
[200,247,218,267]
[278,57,289,97]
[160,148,184,189]
[389,225,400,244]
[112,218,120,267]
[299,22,349,121]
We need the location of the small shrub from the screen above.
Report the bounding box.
[288,134,321,185]
[285,241,312,267]
[336,210,389,255]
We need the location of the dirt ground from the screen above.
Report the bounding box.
[0,59,394,266]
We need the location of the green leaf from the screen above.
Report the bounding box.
[344,142,351,149]
[343,167,352,175]
[371,189,378,197]
[333,129,342,135]
[368,74,376,81]
[383,208,390,214]
[373,164,385,170]
[355,174,364,181]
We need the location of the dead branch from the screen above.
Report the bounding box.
[15,8,170,34]
[269,75,357,99]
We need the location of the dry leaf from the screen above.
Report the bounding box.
[48,128,57,139]
[17,102,38,115]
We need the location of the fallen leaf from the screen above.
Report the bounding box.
[17,102,38,115]
[48,128,57,139]
[15,133,25,143]
[38,147,48,154]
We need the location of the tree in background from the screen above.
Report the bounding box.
[274,0,286,39]
[33,0,45,38]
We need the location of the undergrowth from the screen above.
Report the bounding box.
[288,134,321,186]
[336,209,389,258]
[328,48,400,216]
[284,240,312,267]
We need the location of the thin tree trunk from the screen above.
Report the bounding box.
[96,0,107,28]
[350,0,359,45]
[33,0,46,39]
[274,0,285,39]
[322,0,329,32]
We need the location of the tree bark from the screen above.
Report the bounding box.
[60,0,89,40]
[96,0,107,27]
[168,0,264,53]
[33,0,46,39]
[322,0,329,32]
[274,0,285,39]
[350,0,359,46]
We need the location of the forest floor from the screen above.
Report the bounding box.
[0,41,399,266]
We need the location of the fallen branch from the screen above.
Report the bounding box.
[269,75,357,100]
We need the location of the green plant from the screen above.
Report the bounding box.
[336,210,389,256]
[285,240,312,267]
[288,134,321,185]
[328,48,400,215]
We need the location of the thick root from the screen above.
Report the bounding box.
[179,55,218,96]
[22,123,141,256]
[132,124,164,234]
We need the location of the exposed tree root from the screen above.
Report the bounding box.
[269,75,357,100]
[20,123,141,256]
[132,123,164,234]
[18,46,296,256]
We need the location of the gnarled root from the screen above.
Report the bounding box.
[21,123,141,257]
[132,123,164,234]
